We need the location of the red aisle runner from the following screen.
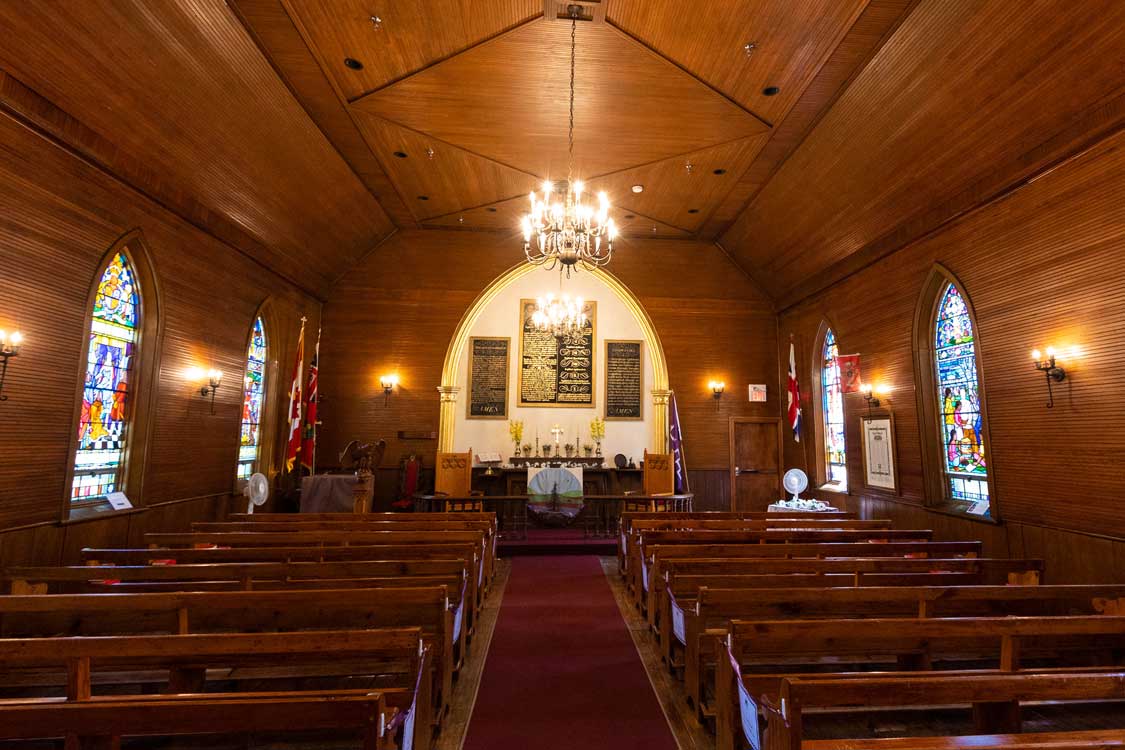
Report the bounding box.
[463,556,678,750]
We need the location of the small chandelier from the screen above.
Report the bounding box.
[532,294,587,341]
[520,12,616,275]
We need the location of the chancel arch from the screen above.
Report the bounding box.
[912,264,996,519]
[439,263,669,457]
[64,230,162,519]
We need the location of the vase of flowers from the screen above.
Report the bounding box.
[590,417,606,457]
[564,443,575,457]
[522,443,531,457]
[508,420,524,457]
[583,444,593,457]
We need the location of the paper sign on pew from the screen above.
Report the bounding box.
[106,492,133,511]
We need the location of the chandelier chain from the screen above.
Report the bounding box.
[568,17,575,187]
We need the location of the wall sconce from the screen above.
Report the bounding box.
[861,383,884,413]
[1031,347,1067,408]
[199,369,223,414]
[380,374,399,406]
[0,329,24,402]
[708,380,725,410]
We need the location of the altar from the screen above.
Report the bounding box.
[471,464,643,497]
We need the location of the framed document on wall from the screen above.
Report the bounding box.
[466,336,510,419]
[860,414,898,494]
[604,339,643,420]
[518,298,596,407]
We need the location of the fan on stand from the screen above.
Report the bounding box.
[782,468,809,502]
[241,472,269,514]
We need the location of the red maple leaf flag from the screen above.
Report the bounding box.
[284,318,305,472]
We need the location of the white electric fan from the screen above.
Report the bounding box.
[242,472,270,514]
[782,468,809,502]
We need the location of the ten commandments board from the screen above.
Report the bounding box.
[605,339,643,420]
[467,336,510,419]
[518,298,596,407]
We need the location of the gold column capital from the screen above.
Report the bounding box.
[437,385,460,402]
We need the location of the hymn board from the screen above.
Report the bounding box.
[518,298,596,407]
[467,337,510,418]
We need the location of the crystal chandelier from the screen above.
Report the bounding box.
[520,13,616,275]
[531,293,587,341]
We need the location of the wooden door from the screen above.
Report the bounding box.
[728,417,784,511]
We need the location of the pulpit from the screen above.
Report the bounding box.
[435,449,482,511]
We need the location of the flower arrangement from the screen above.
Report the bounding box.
[589,417,605,442]
[508,420,524,456]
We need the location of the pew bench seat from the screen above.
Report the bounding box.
[801,728,1125,749]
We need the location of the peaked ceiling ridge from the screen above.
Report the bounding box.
[347,16,547,107]
[603,18,774,130]
[362,112,543,182]
[583,133,768,182]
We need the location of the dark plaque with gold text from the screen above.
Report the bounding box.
[467,336,509,419]
[605,340,643,420]
[518,298,596,407]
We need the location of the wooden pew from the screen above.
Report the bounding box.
[193,518,498,584]
[145,529,492,597]
[0,586,460,721]
[678,584,1125,719]
[655,556,1044,633]
[750,672,1125,750]
[617,511,857,572]
[0,693,394,750]
[715,616,1125,750]
[800,729,1125,749]
[630,529,935,605]
[2,559,474,649]
[0,627,432,750]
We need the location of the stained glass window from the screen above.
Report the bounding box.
[933,283,989,509]
[72,251,140,502]
[821,328,847,488]
[237,317,267,480]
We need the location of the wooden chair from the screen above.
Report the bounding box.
[435,449,482,511]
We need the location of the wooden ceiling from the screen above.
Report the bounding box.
[2,0,1121,302]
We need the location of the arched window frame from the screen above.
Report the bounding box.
[911,264,998,520]
[236,315,268,480]
[811,319,848,493]
[63,231,162,520]
[233,299,281,490]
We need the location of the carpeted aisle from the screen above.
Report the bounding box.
[462,555,678,750]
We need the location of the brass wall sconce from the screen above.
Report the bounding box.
[199,369,223,414]
[380,374,399,406]
[0,329,24,402]
[861,383,885,413]
[708,380,725,410]
[1031,348,1067,408]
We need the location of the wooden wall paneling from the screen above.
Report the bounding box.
[776,127,1125,542]
[0,2,393,294]
[318,230,778,509]
[722,0,1125,298]
[701,0,917,236]
[0,525,64,569]
[685,470,730,512]
[0,96,320,535]
[228,0,416,228]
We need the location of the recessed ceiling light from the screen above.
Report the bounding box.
[763,86,780,96]
[486,207,498,213]
[393,151,407,159]
[417,195,429,201]
[344,57,364,70]
[713,168,727,175]
[624,214,636,220]
[688,208,700,214]
[631,184,644,193]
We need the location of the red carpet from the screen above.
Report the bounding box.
[463,556,678,750]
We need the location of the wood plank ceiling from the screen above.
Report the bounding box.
[236,0,872,242]
[3,0,1119,303]
[0,0,394,298]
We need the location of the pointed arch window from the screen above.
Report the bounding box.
[932,283,989,509]
[821,328,847,489]
[237,316,268,479]
[72,251,140,502]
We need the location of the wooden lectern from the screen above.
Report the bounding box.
[642,449,675,510]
